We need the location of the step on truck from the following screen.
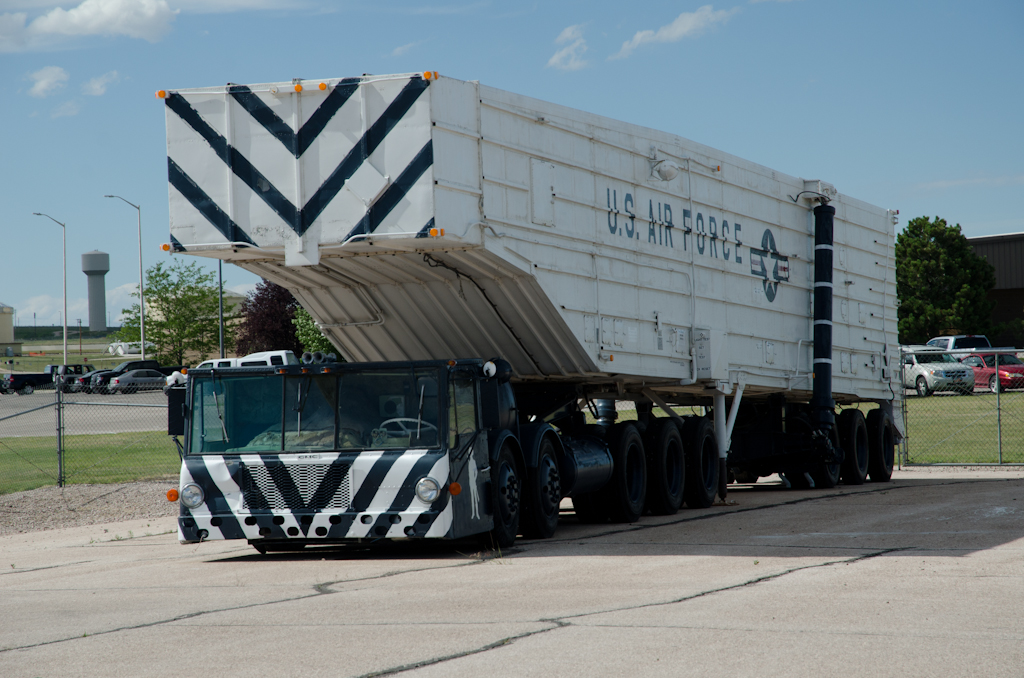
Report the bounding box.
[161,72,902,551]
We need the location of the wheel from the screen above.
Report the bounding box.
[488,444,521,548]
[19,384,34,396]
[810,424,842,489]
[867,409,895,482]
[520,436,561,539]
[990,375,1001,393]
[915,376,931,397]
[644,419,684,515]
[683,416,719,509]
[605,423,647,523]
[838,410,869,485]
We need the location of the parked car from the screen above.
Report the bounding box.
[54,364,95,393]
[902,346,975,396]
[2,364,65,395]
[959,353,1024,393]
[926,335,992,353]
[108,369,169,394]
[90,360,186,394]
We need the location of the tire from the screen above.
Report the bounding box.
[838,410,869,485]
[867,409,895,482]
[683,416,719,509]
[644,419,685,515]
[520,436,561,539]
[990,375,1000,393]
[489,444,521,548]
[915,376,931,397]
[604,423,647,523]
[810,424,842,489]
[19,384,34,396]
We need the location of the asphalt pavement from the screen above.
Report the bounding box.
[2,467,1023,677]
[0,389,166,437]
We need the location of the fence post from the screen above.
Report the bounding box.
[996,353,1003,465]
[56,383,65,487]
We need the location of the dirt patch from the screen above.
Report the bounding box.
[0,482,178,536]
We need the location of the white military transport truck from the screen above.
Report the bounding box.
[161,72,901,551]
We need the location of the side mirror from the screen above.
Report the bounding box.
[167,386,186,437]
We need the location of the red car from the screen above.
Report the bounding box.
[959,353,1024,392]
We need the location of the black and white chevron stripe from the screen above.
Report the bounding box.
[166,76,435,249]
[177,451,453,543]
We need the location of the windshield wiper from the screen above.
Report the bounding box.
[293,377,312,434]
[213,384,229,443]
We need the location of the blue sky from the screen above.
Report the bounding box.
[2,0,1022,326]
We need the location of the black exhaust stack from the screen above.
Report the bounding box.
[811,203,835,437]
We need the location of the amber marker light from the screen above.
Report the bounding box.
[294,83,303,92]
[180,367,187,374]
[160,243,171,252]
[167,489,179,502]
[429,227,439,237]
[156,90,167,99]
[276,368,287,374]
[423,71,433,80]
[319,82,327,91]
[449,482,462,496]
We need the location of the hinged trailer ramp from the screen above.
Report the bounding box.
[162,72,901,551]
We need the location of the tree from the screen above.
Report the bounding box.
[896,216,996,344]
[115,260,228,365]
[235,281,304,357]
[293,306,341,357]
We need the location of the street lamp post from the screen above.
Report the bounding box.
[104,195,145,360]
[33,213,67,365]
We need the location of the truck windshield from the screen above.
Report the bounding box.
[189,368,441,454]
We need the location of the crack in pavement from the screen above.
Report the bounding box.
[348,547,912,677]
[0,557,490,654]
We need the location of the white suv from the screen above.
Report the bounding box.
[902,346,975,396]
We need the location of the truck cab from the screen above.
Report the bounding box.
[174,358,529,550]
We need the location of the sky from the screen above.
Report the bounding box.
[2,0,1022,326]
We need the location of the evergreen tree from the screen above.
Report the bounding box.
[896,216,996,344]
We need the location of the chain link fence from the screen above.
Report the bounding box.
[0,381,180,497]
[900,347,1024,464]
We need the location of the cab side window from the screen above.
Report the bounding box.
[448,377,477,449]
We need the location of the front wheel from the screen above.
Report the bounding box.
[915,377,931,397]
[990,375,1001,393]
[489,445,521,549]
[520,437,561,539]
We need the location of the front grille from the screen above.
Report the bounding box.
[241,463,351,511]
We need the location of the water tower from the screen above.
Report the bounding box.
[81,251,110,332]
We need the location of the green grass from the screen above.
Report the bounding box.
[903,390,1024,464]
[0,430,179,495]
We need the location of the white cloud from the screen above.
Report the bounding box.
[227,283,257,298]
[391,40,421,57]
[28,65,68,97]
[51,100,81,118]
[611,5,739,60]
[547,24,588,71]
[1,0,177,52]
[82,70,119,96]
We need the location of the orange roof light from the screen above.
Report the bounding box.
[167,489,179,502]
[160,243,171,252]
[156,90,167,99]
[180,367,187,374]
[319,82,327,91]
[294,83,303,92]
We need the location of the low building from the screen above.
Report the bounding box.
[968,232,1024,340]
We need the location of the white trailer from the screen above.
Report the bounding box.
[162,72,900,550]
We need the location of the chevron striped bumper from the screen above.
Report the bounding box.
[177,450,453,544]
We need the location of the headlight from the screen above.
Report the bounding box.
[415,477,440,503]
[180,483,205,509]
[928,370,944,377]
